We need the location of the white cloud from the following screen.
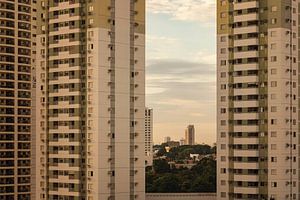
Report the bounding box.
[194,51,217,65]
[147,0,216,25]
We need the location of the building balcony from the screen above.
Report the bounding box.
[233,26,258,35]
[233,1,259,10]
[234,50,258,59]
[234,38,258,47]
[233,75,258,83]
[233,186,259,195]
[234,13,258,23]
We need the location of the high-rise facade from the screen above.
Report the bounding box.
[185,125,195,145]
[34,0,145,200]
[145,108,153,166]
[0,1,35,199]
[217,0,299,199]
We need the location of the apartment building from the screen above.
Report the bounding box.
[0,0,35,199]
[35,0,145,200]
[185,125,195,145]
[145,108,153,166]
[217,0,299,199]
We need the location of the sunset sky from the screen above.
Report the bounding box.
[146,0,217,145]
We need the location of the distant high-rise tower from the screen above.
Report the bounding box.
[164,136,171,143]
[217,0,299,199]
[185,125,195,145]
[34,0,145,200]
[0,1,35,199]
[179,138,186,146]
[145,108,153,166]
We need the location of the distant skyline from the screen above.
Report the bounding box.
[146,0,216,145]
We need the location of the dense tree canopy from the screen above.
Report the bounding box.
[146,157,216,193]
[155,144,216,161]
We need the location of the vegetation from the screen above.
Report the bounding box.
[156,144,216,161]
[147,144,216,193]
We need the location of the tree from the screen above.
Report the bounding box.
[153,159,170,174]
[153,174,181,192]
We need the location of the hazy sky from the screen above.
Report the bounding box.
[146,0,216,145]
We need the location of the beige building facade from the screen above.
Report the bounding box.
[217,0,299,199]
[34,0,145,200]
[185,125,195,145]
[145,108,153,166]
[0,0,36,199]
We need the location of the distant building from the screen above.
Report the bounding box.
[179,138,186,146]
[190,154,200,161]
[164,136,171,143]
[185,125,195,145]
[145,108,153,166]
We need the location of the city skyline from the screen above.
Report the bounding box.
[146,0,217,145]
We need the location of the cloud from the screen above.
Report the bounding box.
[146,59,216,110]
[146,59,217,145]
[147,0,216,25]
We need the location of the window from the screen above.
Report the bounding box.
[271,182,277,187]
[271,6,277,12]
[220,24,226,30]
[271,94,276,99]
[88,6,94,12]
[271,106,277,112]
[270,44,276,49]
[89,18,94,25]
[221,132,226,138]
[221,96,226,102]
[271,157,277,162]
[271,18,277,24]
[271,169,277,175]
[221,84,226,90]
[221,0,226,6]
[220,72,226,77]
[221,144,226,149]
[221,156,226,161]
[221,180,226,185]
[221,192,226,198]
[221,60,226,66]
[271,81,277,87]
[221,120,226,126]
[271,132,277,137]
[271,56,277,62]
[271,144,277,150]
[271,119,277,125]
[220,48,226,54]
[271,69,277,74]
[220,36,226,42]
[221,108,226,113]
[220,168,226,174]
[220,12,226,18]
[271,31,277,37]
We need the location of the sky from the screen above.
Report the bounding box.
[146,0,217,145]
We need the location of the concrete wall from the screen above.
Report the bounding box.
[146,193,216,200]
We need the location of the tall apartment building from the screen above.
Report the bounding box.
[35,0,145,200]
[185,125,195,145]
[0,1,35,199]
[217,0,299,199]
[145,108,153,166]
